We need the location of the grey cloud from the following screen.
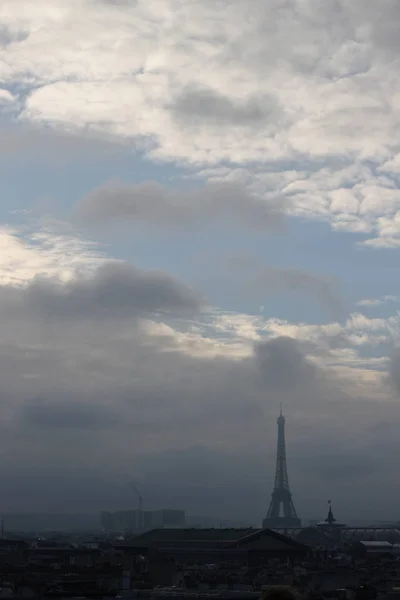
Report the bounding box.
[315,330,349,351]
[0,25,29,47]
[19,261,202,319]
[226,255,343,318]
[389,349,400,394]
[0,268,393,519]
[98,0,137,4]
[20,397,119,430]
[76,180,286,231]
[170,85,282,127]
[0,468,121,513]
[296,450,380,480]
[347,0,400,55]
[0,123,131,163]
[253,336,317,388]
[132,447,270,520]
[0,454,268,517]
[261,267,343,319]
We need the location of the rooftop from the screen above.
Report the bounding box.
[359,541,393,547]
[127,528,260,545]
[122,527,308,552]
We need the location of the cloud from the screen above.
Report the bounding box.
[18,261,202,320]
[357,295,400,308]
[0,89,14,104]
[0,251,396,518]
[212,309,397,388]
[225,255,343,318]
[262,267,343,319]
[0,227,384,522]
[253,336,317,388]
[0,123,131,162]
[3,0,400,521]
[76,180,286,230]
[389,350,400,395]
[20,397,119,430]
[350,0,400,56]
[0,224,103,285]
[0,237,366,518]
[262,311,398,352]
[296,448,381,481]
[0,24,28,47]
[0,223,105,285]
[2,0,400,246]
[170,85,282,127]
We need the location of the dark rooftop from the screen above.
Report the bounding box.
[126,528,260,545]
[120,527,308,552]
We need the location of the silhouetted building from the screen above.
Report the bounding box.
[352,540,394,560]
[118,527,309,567]
[316,501,345,543]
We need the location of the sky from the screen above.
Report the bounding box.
[1,0,400,524]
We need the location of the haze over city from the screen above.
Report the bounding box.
[1,0,400,526]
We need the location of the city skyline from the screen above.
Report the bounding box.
[0,0,400,522]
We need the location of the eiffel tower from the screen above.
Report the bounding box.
[263,406,301,528]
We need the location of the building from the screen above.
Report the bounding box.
[352,540,395,560]
[273,503,400,546]
[118,527,309,567]
[315,501,346,543]
[100,509,186,534]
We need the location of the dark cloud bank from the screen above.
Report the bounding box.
[22,262,202,319]
[0,260,395,521]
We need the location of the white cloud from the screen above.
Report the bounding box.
[161,308,398,404]
[0,89,14,104]
[0,221,107,285]
[357,295,400,307]
[1,0,400,245]
[142,319,252,359]
[199,308,399,373]
[133,307,400,397]
[362,236,400,249]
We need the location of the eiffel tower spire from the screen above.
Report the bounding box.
[263,408,301,528]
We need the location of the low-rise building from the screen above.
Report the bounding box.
[117,527,309,568]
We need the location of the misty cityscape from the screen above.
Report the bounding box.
[2,0,400,598]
